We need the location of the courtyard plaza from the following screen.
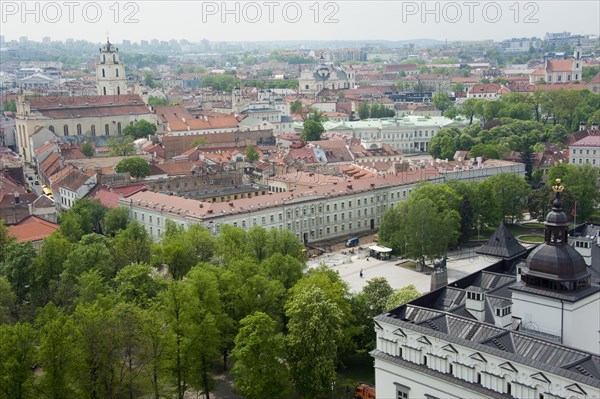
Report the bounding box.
[309,241,536,294]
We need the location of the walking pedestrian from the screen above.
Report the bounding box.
[359,269,363,278]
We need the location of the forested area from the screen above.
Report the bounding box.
[0,199,418,399]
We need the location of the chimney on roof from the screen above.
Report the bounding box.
[579,121,587,131]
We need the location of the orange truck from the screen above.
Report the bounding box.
[354,383,376,399]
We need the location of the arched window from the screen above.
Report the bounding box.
[117,86,120,95]
[102,68,105,77]
[91,125,96,136]
[103,87,107,95]
[113,54,116,63]
[48,125,55,133]
[102,54,105,63]
[63,124,69,136]
[117,122,122,134]
[115,68,119,77]
[105,124,110,135]
[77,124,82,135]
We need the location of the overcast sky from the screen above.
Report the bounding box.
[2,1,599,43]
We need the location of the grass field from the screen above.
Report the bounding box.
[521,222,545,229]
[518,235,544,243]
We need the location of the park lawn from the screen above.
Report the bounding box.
[519,235,544,243]
[521,222,545,229]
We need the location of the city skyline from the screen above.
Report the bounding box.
[1,0,599,44]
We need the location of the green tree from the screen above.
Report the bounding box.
[103,206,130,236]
[352,277,394,350]
[0,322,37,399]
[35,303,78,399]
[385,284,421,309]
[143,71,156,88]
[548,164,599,223]
[260,253,305,290]
[115,156,151,178]
[380,198,460,269]
[59,210,85,242]
[358,102,370,119]
[245,144,259,161]
[30,232,73,306]
[432,92,452,115]
[300,119,324,141]
[108,135,136,156]
[286,285,343,398]
[122,119,158,139]
[0,219,16,263]
[0,242,37,301]
[111,221,152,272]
[147,96,168,107]
[73,301,124,399]
[231,312,291,399]
[2,98,17,112]
[0,276,16,324]
[487,173,531,223]
[81,141,94,157]
[290,100,302,114]
[139,304,173,399]
[114,262,164,306]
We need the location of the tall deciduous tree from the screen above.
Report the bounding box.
[103,206,130,236]
[231,312,290,399]
[286,285,343,398]
[35,303,77,399]
[0,242,37,301]
[432,92,452,115]
[380,199,460,269]
[0,322,37,399]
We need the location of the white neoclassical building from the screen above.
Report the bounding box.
[323,116,470,153]
[373,187,600,399]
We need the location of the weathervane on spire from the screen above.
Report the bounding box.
[552,178,564,193]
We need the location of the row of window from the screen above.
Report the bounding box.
[571,157,598,165]
[572,148,598,155]
[48,122,127,136]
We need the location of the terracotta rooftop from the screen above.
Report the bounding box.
[155,105,240,132]
[546,59,574,73]
[8,216,59,243]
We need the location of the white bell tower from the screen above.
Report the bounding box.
[96,37,127,96]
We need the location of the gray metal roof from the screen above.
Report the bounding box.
[476,223,527,259]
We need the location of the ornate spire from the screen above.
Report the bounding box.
[551,178,564,210]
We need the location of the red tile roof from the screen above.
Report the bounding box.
[28,94,151,119]
[8,216,59,243]
[546,59,574,73]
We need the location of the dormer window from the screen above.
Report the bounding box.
[495,306,511,317]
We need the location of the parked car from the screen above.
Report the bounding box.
[345,237,359,247]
